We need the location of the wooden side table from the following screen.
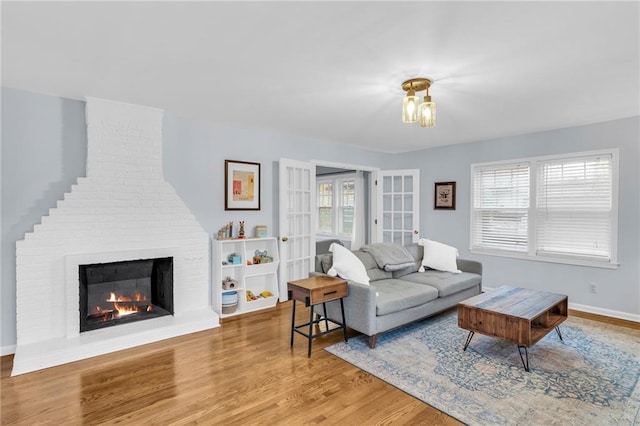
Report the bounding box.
[288,276,349,357]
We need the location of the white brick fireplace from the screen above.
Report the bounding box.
[12,97,219,376]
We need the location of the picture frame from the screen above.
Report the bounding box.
[434,181,456,210]
[225,160,261,211]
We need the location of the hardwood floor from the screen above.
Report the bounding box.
[1,303,459,425]
[2,303,638,425]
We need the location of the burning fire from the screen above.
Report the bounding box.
[92,291,152,319]
[106,292,146,303]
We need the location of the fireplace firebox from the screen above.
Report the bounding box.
[79,257,174,332]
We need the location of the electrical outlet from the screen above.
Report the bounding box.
[589,282,598,294]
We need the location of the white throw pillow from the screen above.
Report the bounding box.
[327,243,370,285]
[418,238,461,274]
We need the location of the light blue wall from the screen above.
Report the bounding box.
[1,89,87,351]
[2,88,639,350]
[161,114,396,237]
[400,116,640,316]
[0,88,392,349]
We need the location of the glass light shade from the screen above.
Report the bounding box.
[419,101,436,128]
[402,95,419,123]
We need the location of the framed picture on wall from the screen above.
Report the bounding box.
[434,181,456,210]
[225,160,261,210]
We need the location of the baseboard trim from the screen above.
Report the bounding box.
[482,286,640,324]
[2,344,17,356]
[568,303,640,327]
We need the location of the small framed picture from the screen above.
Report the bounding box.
[434,181,456,210]
[225,160,261,211]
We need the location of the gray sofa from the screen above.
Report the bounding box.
[314,243,482,348]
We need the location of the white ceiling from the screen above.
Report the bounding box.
[2,1,639,153]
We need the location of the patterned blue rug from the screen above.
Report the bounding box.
[325,312,640,425]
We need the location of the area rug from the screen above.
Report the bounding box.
[325,312,640,425]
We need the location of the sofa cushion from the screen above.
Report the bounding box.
[317,253,333,274]
[391,243,422,278]
[371,279,439,316]
[360,243,416,271]
[354,251,393,281]
[327,243,370,285]
[317,251,392,282]
[400,271,481,297]
[418,239,461,273]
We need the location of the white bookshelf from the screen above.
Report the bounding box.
[213,237,279,318]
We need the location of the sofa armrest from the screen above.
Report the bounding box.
[309,272,378,336]
[457,259,482,277]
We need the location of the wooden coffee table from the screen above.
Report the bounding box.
[457,286,568,371]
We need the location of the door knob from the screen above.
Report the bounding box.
[281,236,288,242]
[414,230,419,234]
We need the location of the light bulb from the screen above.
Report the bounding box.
[419,99,436,128]
[402,91,419,123]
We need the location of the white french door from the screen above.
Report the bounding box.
[376,169,420,245]
[278,158,316,301]
[278,162,420,300]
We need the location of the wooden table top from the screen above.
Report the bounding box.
[458,286,568,321]
[287,275,347,291]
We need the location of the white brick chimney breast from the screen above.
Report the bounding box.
[12,97,219,376]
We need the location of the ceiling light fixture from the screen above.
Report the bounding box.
[401,78,436,128]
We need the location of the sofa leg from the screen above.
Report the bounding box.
[368,334,378,349]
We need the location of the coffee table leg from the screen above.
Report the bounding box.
[517,346,530,372]
[463,331,475,351]
[555,326,563,341]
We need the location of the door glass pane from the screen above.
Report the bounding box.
[404,213,413,230]
[393,194,402,211]
[383,231,392,242]
[383,212,391,228]
[393,213,402,230]
[393,231,402,244]
[302,191,310,212]
[404,176,413,191]
[287,168,294,189]
[301,236,310,257]
[287,214,295,234]
[393,176,402,192]
[302,169,310,190]
[288,192,295,213]
[383,176,392,192]
[404,194,413,210]
[383,194,392,211]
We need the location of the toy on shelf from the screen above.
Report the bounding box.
[246,290,273,301]
[252,249,274,264]
[216,221,234,240]
[222,276,238,289]
[255,225,267,238]
[227,253,241,264]
[238,221,245,239]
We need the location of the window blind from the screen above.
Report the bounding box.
[536,154,613,261]
[472,163,530,252]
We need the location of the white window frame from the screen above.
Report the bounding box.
[470,149,619,269]
[316,173,357,240]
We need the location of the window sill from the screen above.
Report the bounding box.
[469,249,619,270]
